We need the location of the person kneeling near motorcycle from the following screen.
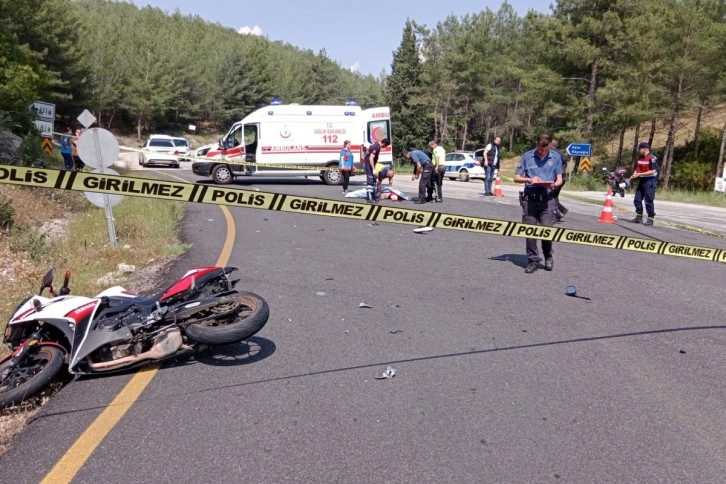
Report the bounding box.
[629,142,658,226]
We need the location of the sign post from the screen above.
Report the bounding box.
[76,110,122,248]
[29,101,55,155]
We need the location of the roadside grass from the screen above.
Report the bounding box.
[0,176,187,453]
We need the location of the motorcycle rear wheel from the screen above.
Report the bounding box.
[184,291,269,345]
[0,345,65,408]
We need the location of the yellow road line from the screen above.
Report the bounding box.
[42,170,234,482]
[41,368,158,483]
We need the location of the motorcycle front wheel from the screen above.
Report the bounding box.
[0,345,65,408]
[184,291,270,345]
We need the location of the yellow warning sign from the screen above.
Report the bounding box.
[41,138,53,156]
[580,157,591,173]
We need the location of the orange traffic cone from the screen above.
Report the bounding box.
[597,186,616,223]
[493,173,504,197]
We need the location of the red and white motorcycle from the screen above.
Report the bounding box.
[0,266,269,408]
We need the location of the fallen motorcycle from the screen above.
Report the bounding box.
[0,266,269,408]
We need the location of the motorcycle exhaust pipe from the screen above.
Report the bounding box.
[89,329,183,370]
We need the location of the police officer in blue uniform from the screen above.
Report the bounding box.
[404,149,433,204]
[514,132,564,274]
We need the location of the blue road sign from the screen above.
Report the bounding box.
[566,143,591,156]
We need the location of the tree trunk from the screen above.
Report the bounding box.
[662,111,679,189]
[631,124,641,172]
[616,127,625,165]
[586,60,598,144]
[693,105,702,158]
[716,120,726,181]
[136,114,143,141]
[648,117,656,148]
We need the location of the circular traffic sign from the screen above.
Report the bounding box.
[76,128,120,169]
[84,168,124,208]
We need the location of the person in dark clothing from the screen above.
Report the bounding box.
[404,149,433,204]
[552,179,569,222]
[629,141,658,226]
[514,132,564,274]
[365,138,390,203]
[482,136,501,196]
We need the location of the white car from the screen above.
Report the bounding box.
[138,138,180,168]
[444,151,485,182]
[148,134,191,160]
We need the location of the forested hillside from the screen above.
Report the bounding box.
[1,0,725,189]
[0,0,385,138]
[386,0,726,188]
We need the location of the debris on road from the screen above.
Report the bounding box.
[375,366,397,379]
[359,302,372,309]
[316,291,327,296]
[413,227,434,234]
[389,329,403,334]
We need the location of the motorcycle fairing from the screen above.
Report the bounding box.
[4,317,76,353]
[159,267,221,301]
[69,316,134,372]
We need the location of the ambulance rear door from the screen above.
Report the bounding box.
[362,107,392,166]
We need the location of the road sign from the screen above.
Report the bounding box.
[29,100,55,138]
[580,157,591,173]
[76,128,120,169]
[85,168,123,207]
[566,143,591,157]
[77,109,96,129]
[40,138,53,155]
[33,119,54,138]
[28,101,55,121]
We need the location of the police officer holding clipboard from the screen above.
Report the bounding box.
[514,132,564,274]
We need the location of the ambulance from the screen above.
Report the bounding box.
[191,103,392,185]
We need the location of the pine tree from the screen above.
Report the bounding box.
[385,20,431,158]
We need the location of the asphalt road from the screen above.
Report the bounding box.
[2,168,726,483]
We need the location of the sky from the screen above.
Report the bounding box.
[130,0,548,76]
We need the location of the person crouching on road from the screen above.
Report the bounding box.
[514,132,564,274]
[365,137,389,203]
[629,141,658,226]
[404,149,433,204]
[376,166,395,196]
[338,140,354,195]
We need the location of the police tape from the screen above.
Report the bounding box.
[1,165,724,264]
[118,144,344,172]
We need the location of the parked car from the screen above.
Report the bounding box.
[444,151,485,182]
[149,134,191,160]
[138,137,181,168]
